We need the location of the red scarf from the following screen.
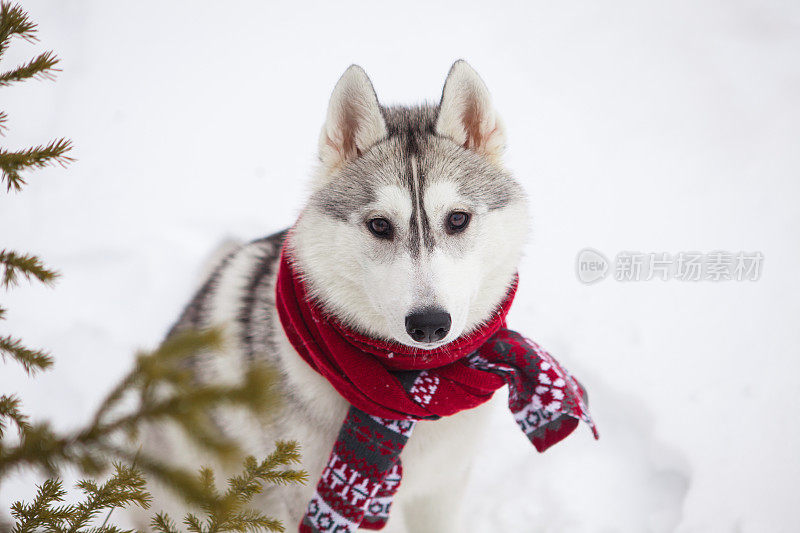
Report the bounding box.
[276,248,516,420]
[276,244,598,532]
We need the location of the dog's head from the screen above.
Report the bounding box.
[289,60,529,350]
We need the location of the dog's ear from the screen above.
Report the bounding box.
[436,60,505,162]
[318,65,388,175]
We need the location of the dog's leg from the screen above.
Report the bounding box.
[394,399,498,533]
[400,466,472,533]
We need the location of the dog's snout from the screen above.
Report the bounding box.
[405,308,451,344]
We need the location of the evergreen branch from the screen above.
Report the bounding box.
[0,2,38,57]
[97,450,142,531]
[0,394,30,437]
[0,5,298,533]
[155,442,306,533]
[222,508,283,533]
[1,340,302,530]
[227,442,306,493]
[0,334,54,375]
[91,328,224,430]
[0,249,59,288]
[10,463,150,533]
[67,462,151,532]
[0,138,73,192]
[0,50,60,87]
[151,513,180,533]
[10,478,69,533]
[0,329,281,491]
[0,421,64,476]
[184,513,203,533]
[0,110,7,134]
[96,443,217,508]
[88,387,243,458]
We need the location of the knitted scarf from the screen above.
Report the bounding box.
[275,249,598,532]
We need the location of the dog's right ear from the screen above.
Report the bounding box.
[317,65,387,177]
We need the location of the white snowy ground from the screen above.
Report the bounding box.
[1,1,799,531]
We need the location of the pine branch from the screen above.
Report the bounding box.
[97,444,218,508]
[10,478,69,533]
[151,512,180,533]
[0,138,73,192]
[0,2,38,58]
[0,335,54,375]
[153,442,306,533]
[0,50,60,87]
[0,6,298,533]
[0,394,30,437]
[223,508,283,533]
[0,110,7,134]
[68,462,151,531]
[0,329,281,489]
[0,4,73,193]
[0,249,59,288]
[10,463,150,533]
[184,513,203,533]
[2,339,303,531]
[91,328,227,431]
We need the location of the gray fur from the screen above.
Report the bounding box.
[309,102,522,258]
[135,62,529,532]
[167,231,287,373]
[166,255,234,338]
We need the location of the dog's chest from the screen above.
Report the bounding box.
[269,304,498,501]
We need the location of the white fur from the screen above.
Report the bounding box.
[131,61,529,532]
[268,309,500,532]
[277,63,529,529]
[290,177,528,351]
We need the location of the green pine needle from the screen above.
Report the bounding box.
[0,49,60,87]
[0,3,73,193]
[0,249,59,288]
[0,2,38,57]
[151,512,181,533]
[0,335,54,375]
[0,394,30,437]
[2,326,304,532]
[0,138,74,192]
[71,462,152,529]
[10,478,68,533]
[10,463,151,533]
[151,442,306,533]
[0,4,302,533]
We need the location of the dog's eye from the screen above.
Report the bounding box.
[367,217,393,239]
[446,211,470,234]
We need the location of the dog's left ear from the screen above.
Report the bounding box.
[436,60,505,162]
[318,65,388,176]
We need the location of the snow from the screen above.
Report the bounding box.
[2,1,799,531]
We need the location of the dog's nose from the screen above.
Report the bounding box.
[405,309,451,343]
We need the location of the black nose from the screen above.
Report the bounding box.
[405,308,451,343]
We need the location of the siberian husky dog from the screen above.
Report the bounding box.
[134,60,529,532]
